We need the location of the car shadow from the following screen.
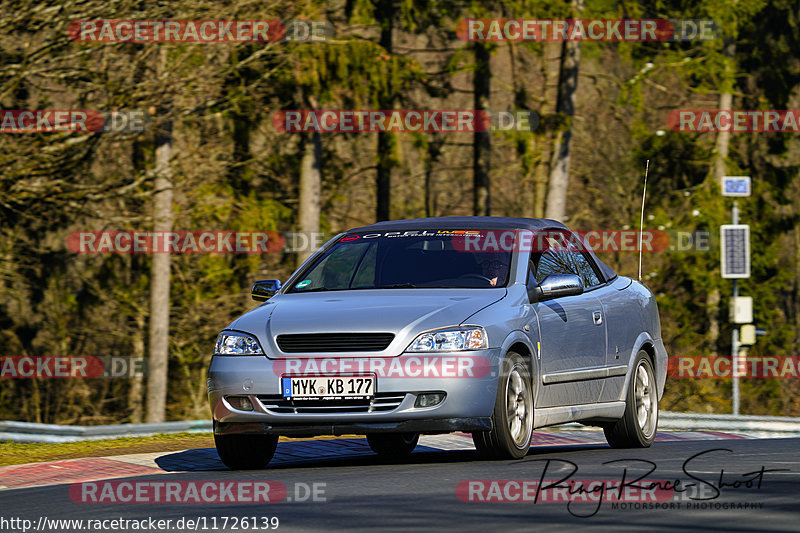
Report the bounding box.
[155,441,449,472]
[154,438,609,472]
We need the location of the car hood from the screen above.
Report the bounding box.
[228,289,506,358]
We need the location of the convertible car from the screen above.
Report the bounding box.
[208,217,667,468]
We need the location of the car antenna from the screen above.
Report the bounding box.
[638,159,650,281]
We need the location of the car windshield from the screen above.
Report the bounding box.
[287,231,513,292]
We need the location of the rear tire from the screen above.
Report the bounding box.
[604,350,658,448]
[472,352,533,459]
[214,427,279,469]
[366,432,419,456]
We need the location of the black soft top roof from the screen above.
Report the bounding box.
[350,216,568,232]
[348,216,617,282]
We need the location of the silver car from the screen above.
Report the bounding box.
[208,217,667,468]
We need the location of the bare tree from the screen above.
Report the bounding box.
[545,0,584,222]
[473,42,491,216]
[146,121,173,423]
[532,42,563,218]
[297,130,322,266]
[146,47,174,423]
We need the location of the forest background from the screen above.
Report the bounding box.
[1,0,799,424]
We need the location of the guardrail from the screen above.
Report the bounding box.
[1,412,799,443]
[0,420,212,443]
[656,411,800,437]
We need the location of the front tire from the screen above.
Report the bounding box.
[366,432,419,457]
[604,350,658,448]
[214,427,279,469]
[472,352,533,459]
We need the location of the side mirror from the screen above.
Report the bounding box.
[530,273,583,301]
[252,279,282,301]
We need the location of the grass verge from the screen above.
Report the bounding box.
[0,433,367,466]
[0,432,214,466]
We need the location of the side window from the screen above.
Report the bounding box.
[571,252,601,288]
[534,250,572,283]
[534,249,601,288]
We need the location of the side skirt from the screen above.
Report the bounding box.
[534,401,625,429]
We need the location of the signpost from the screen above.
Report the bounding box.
[720,176,751,415]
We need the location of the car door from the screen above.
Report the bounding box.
[530,244,608,408]
[595,277,639,403]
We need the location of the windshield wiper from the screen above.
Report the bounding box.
[373,283,418,289]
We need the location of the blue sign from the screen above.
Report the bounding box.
[722,176,751,197]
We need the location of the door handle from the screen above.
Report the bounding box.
[593,311,603,325]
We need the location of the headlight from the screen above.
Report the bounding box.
[406,327,488,352]
[215,331,264,355]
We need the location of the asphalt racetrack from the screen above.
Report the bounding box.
[1,432,798,532]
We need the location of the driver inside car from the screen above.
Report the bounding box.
[479,253,509,287]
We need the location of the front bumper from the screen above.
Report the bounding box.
[214,418,493,437]
[207,349,502,436]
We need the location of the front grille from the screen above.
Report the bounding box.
[257,393,406,414]
[276,333,395,353]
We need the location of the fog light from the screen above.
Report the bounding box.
[415,393,445,408]
[226,395,254,411]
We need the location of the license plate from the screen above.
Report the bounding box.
[281,375,375,399]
